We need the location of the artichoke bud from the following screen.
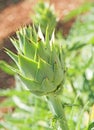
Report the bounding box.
[6,26,66,96]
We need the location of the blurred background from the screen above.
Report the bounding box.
[0,0,94,130]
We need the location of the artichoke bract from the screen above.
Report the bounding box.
[6,26,66,96]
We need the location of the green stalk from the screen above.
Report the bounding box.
[47,95,69,130]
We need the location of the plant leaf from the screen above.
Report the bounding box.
[10,38,21,53]
[0,61,15,75]
[41,78,55,94]
[24,38,37,59]
[88,122,94,130]
[37,40,49,62]
[36,58,53,83]
[18,54,38,79]
[19,74,40,91]
[5,48,19,67]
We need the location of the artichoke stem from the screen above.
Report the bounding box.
[47,95,69,130]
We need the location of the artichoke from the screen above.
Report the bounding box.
[6,26,66,96]
[5,25,68,130]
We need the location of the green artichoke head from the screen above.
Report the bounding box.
[6,26,66,96]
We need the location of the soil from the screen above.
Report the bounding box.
[0,0,92,89]
[0,0,37,42]
[0,0,23,11]
[0,0,87,42]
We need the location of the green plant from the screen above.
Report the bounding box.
[66,6,94,106]
[64,2,93,22]
[4,26,68,130]
[0,1,94,130]
[32,2,57,35]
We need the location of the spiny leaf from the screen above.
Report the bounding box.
[38,25,44,42]
[16,30,25,52]
[10,38,20,53]
[5,48,19,67]
[0,60,15,75]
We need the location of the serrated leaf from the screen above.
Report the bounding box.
[18,54,38,79]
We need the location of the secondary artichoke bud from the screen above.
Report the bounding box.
[6,26,66,96]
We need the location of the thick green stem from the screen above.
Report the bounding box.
[47,95,69,130]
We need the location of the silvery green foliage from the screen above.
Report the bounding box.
[6,26,66,96]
